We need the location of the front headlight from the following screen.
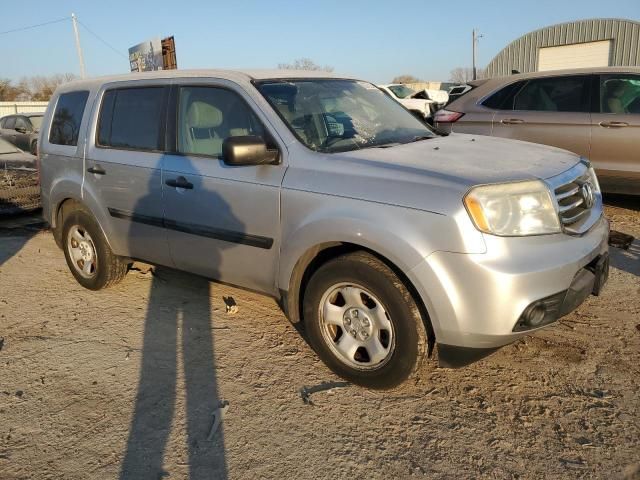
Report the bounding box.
[464,180,561,236]
[586,166,601,193]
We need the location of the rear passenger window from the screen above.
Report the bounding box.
[49,91,89,146]
[512,76,589,112]
[97,87,166,151]
[4,116,16,130]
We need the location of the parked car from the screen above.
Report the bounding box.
[40,70,609,388]
[0,112,44,155]
[434,67,640,195]
[378,84,437,121]
[0,137,40,215]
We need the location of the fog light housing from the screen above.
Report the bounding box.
[513,291,566,332]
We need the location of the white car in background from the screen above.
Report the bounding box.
[379,84,436,121]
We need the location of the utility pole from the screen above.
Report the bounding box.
[472,28,483,81]
[71,13,86,78]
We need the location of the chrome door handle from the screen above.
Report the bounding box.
[599,121,629,128]
[87,166,106,175]
[500,118,525,125]
[165,176,194,190]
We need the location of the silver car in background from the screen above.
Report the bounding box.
[435,67,640,195]
[39,70,609,388]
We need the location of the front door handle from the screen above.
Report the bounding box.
[500,118,525,125]
[599,121,629,128]
[165,176,194,190]
[87,165,106,175]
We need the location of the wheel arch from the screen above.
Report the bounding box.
[282,241,436,354]
[52,196,118,254]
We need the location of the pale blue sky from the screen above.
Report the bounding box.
[1,0,638,83]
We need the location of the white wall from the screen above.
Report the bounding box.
[0,101,49,117]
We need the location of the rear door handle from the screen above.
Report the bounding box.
[599,121,629,128]
[500,118,525,125]
[165,176,194,190]
[87,166,106,175]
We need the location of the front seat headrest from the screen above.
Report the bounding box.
[187,101,223,128]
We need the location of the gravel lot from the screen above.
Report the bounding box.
[1,197,639,480]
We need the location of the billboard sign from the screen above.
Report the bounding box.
[129,37,163,72]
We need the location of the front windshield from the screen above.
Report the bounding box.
[0,138,20,154]
[388,85,416,99]
[29,115,43,130]
[256,79,434,153]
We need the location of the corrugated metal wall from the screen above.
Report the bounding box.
[0,102,49,116]
[485,18,640,78]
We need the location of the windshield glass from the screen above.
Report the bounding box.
[388,85,416,99]
[0,138,20,154]
[28,115,43,130]
[256,79,434,153]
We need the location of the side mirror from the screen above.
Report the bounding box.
[15,127,28,134]
[222,136,278,166]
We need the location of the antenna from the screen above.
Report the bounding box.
[71,13,86,78]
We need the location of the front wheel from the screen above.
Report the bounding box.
[62,207,129,290]
[303,251,428,389]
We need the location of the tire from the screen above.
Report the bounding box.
[62,206,128,290]
[30,139,37,156]
[303,251,428,389]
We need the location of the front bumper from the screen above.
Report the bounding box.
[410,216,610,352]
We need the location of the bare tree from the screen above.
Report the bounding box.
[391,75,421,84]
[0,79,27,101]
[278,58,334,72]
[0,74,76,101]
[449,67,485,84]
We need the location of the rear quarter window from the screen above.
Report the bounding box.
[481,81,525,109]
[49,91,90,146]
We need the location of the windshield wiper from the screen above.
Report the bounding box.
[411,135,435,142]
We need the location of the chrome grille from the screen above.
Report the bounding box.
[550,163,601,235]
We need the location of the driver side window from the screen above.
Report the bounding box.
[177,86,265,158]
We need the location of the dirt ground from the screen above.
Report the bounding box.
[1,196,639,480]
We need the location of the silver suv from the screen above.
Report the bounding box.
[39,70,610,389]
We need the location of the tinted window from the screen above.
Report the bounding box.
[177,86,265,158]
[482,81,525,109]
[15,116,29,130]
[600,74,640,114]
[49,91,89,146]
[4,116,16,129]
[98,87,165,151]
[512,76,588,112]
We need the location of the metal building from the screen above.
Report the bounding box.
[485,18,640,78]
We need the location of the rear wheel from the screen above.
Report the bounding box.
[62,207,128,290]
[303,251,428,389]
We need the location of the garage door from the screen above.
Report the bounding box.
[538,40,611,71]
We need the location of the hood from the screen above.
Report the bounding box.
[0,150,37,169]
[286,133,581,215]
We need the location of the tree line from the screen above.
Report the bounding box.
[0,74,76,102]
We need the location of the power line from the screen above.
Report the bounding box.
[0,16,70,36]
[77,19,128,59]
